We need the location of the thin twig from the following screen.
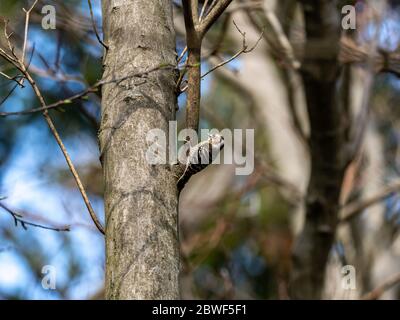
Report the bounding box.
[201,21,264,79]
[0,88,97,116]
[21,0,39,65]
[0,83,19,108]
[87,0,109,49]
[203,12,231,58]
[340,179,400,223]
[176,0,223,93]
[0,64,174,117]
[26,70,106,234]
[261,6,300,70]
[0,70,24,87]
[243,1,308,149]
[339,35,400,78]
[177,46,188,63]
[54,31,62,71]
[283,70,309,148]
[0,2,106,234]
[198,0,234,36]
[2,19,19,63]
[199,0,210,21]
[244,3,300,70]
[0,202,70,232]
[180,21,264,92]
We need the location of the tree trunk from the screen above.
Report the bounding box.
[289,0,347,299]
[100,0,179,299]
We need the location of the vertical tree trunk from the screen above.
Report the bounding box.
[100,0,179,299]
[289,0,347,299]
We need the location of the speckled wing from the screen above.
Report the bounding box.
[177,139,224,191]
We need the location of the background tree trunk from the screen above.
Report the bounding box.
[289,0,347,299]
[100,0,179,299]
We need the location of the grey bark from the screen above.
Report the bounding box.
[100,0,180,299]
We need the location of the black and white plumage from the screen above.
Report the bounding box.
[177,134,224,191]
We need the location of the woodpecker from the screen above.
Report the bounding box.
[177,133,224,191]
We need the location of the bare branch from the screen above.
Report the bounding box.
[21,0,39,65]
[340,179,400,223]
[2,19,20,63]
[0,83,19,108]
[261,6,300,70]
[256,160,303,204]
[282,70,309,148]
[244,3,300,70]
[188,0,200,31]
[203,12,231,58]
[0,7,106,235]
[26,71,105,234]
[180,0,236,134]
[200,21,263,80]
[87,0,109,49]
[177,46,188,63]
[0,70,24,87]
[182,0,201,133]
[0,88,97,117]
[362,272,400,300]
[198,0,234,36]
[340,36,400,77]
[199,0,210,21]
[0,201,70,232]
[0,64,174,117]
[243,4,307,148]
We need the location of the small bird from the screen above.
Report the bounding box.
[177,133,224,191]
